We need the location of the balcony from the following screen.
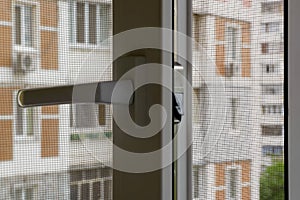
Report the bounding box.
[193,0,253,21]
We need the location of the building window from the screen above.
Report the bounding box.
[261,43,268,54]
[262,84,283,95]
[262,104,283,115]
[70,104,106,128]
[70,1,111,45]
[226,168,240,200]
[262,145,283,156]
[262,125,283,136]
[70,167,112,200]
[14,185,36,200]
[231,98,238,129]
[261,42,283,54]
[261,2,283,14]
[225,26,240,77]
[262,64,280,74]
[227,27,237,60]
[14,4,35,47]
[261,22,281,33]
[193,166,199,199]
[15,94,39,138]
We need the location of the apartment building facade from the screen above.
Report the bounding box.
[0,0,273,199]
[259,0,284,169]
[192,0,260,199]
[0,0,70,199]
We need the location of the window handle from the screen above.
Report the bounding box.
[17,80,184,123]
[17,80,134,108]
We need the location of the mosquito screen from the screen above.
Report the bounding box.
[0,0,284,199]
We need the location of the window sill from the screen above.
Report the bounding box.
[15,136,39,143]
[13,46,38,54]
[69,43,111,52]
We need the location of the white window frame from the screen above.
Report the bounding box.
[13,1,39,52]
[13,91,41,141]
[14,184,37,200]
[70,104,106,135]
[262,63,280,74]
[261,124,283,136]
[261,21,281,33]
[69,1,111,48]
[261,1,282,14]
[262,84,283,95]
[225,165,242,200]
[262,104,284,115]
[12,0,40,72]
[225,23,242,77]
[70,171,112,200]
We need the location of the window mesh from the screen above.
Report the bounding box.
[0,0,284,199]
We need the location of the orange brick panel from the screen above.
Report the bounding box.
[242,48,251,77]
[215,163,226,186]
[0,26,12,68]
[241,22,251,44]
[40,0,58,27]
[0,0,12,22]
[242,186,251,200]
[0,87,15,115]
[241,160,251,183]
[42,105,59,115]
[215,17,225,41]
[41,119,59,157]
[0,120,13,161]
[41,31,58,70]
[216,190,225,200]
[216,45,225,76]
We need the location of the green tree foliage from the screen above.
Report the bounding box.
[260,160,284,200]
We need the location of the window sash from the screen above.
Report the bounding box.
[262,64,279,74]
[262,22,280,33]
[14,4,34,47]
[231,98,238,129]
[14,186,35,200]
[70,1,110,45]
[262,84,283,95]
[16,107,36,137]
[229,169,238,199]
[227,27,237,60]
[70,104,106,128]
[261,2,282,14]
[262,104,283,115]
[262,125,283,136]
[226,167,240,200]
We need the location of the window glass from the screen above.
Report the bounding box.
[14,4,33,47]
[76,2,85,43]
[229,169,238,199]
[71,1,111,45]
[0,0,285,199]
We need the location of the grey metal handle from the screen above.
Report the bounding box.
[17,80,183,123]
[17,80,134,108]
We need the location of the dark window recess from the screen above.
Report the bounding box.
[262,125,283,136]
[89,4,97,44]
[93,182,101,200]
[81,183,90,200]
[104,180,112,199]
[76,2,85,43]
[261,43,269,54]
[70,185,78,200]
